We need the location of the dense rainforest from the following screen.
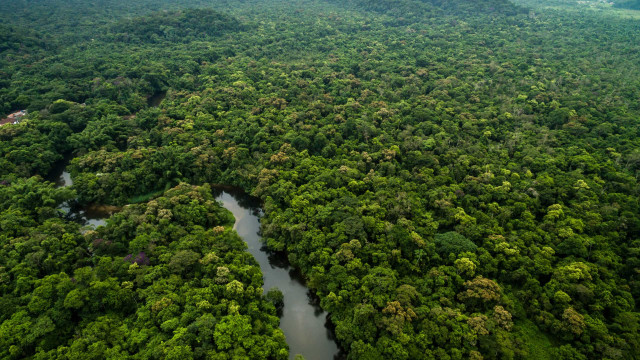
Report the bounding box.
[1,0,640,359]
[614,0,640,10]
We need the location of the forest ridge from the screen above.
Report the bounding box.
[1,0,639,359]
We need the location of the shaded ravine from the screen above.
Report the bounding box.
[213,188,344,360]
[147,90,167,107]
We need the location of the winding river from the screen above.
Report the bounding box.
[212,188,343,360]
[52,165,343,359]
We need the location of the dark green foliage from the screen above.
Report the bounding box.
[0,122,63,178]
[329,0,524,18]
[266,288,285,313]
[614,0,640,10]
[108,9,244,44]
[435,231,477,255]
[0,25,51,54]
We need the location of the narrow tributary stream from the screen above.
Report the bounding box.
[52,163,343,359]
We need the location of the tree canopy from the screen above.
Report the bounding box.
[1,0,640,358]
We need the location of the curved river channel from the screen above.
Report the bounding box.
[53,166,343,359]
[212,188,343,360]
